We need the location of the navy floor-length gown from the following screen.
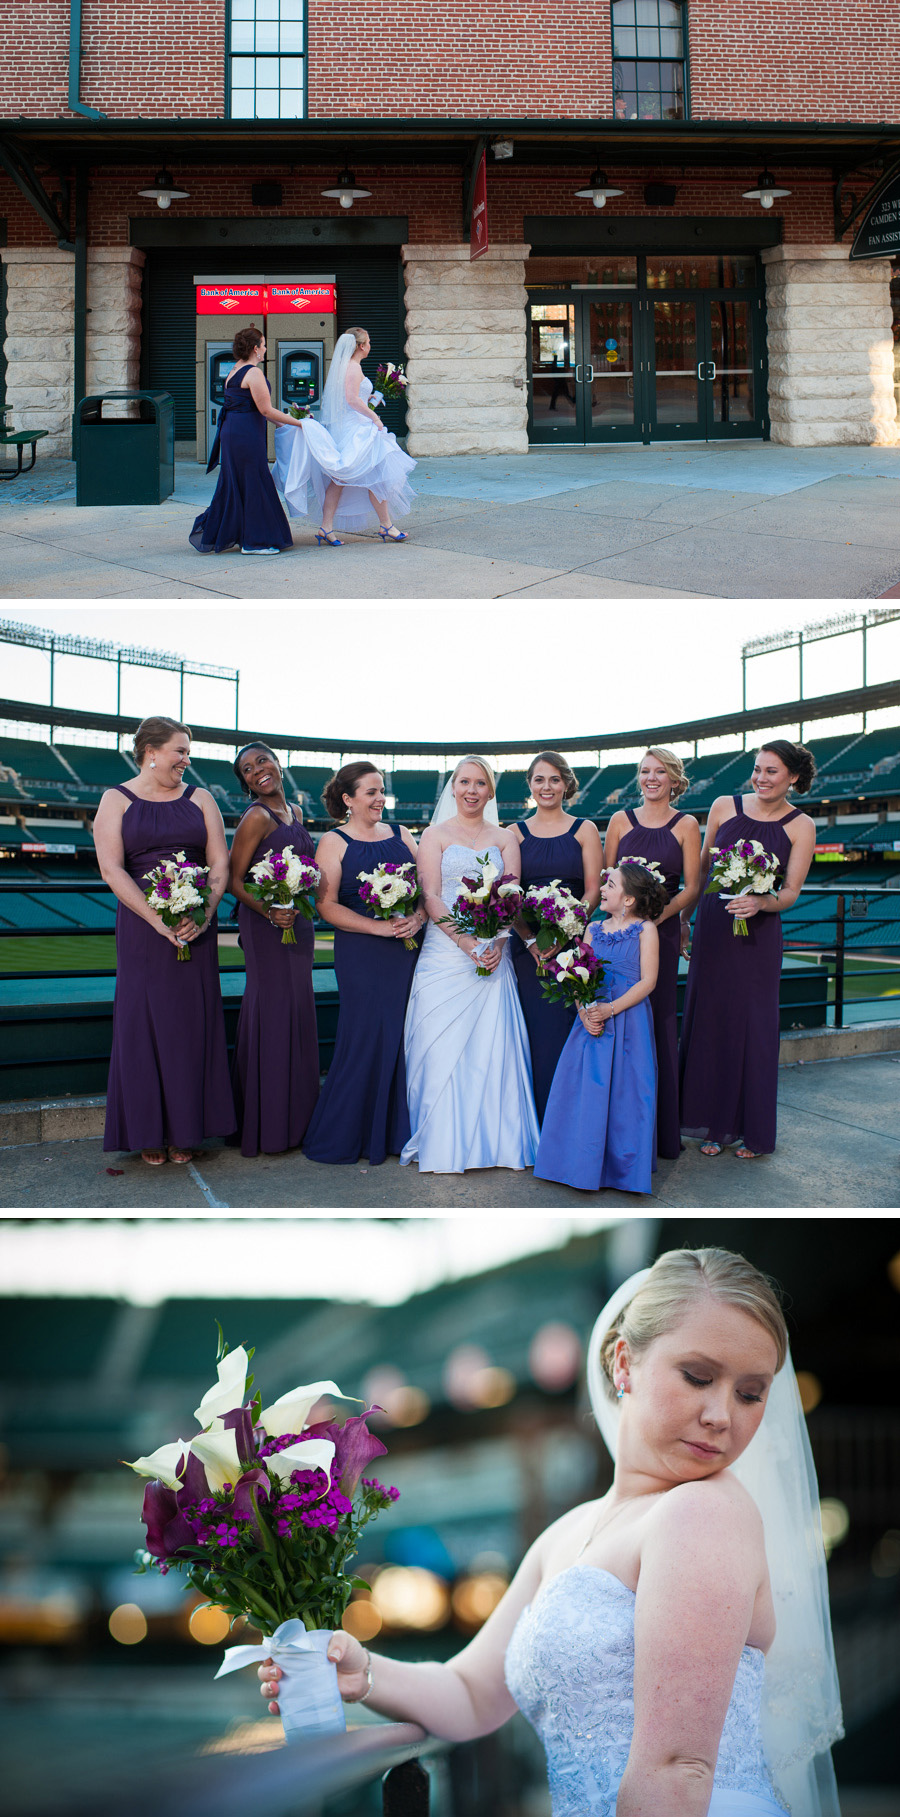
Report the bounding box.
[302,826,420,1165]
[230,807,320,1157]
[190,363,294,554]
[679,795,801,1153]
[103,785,236,1152]
[510,818,585,1122]
[616,808,685,1159]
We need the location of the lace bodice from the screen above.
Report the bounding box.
[505,1566,784,1817]
[440,842,502,901]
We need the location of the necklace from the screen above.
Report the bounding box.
[574,1489,664,1561]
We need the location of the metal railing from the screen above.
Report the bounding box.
[780,884,900,1028]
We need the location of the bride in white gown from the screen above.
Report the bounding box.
[280,327,416,541]
[400,756,539,1174]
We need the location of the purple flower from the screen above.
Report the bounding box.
[223,1404,257,1469]
[305,1411,388,1495]
[141,1479,196,1562]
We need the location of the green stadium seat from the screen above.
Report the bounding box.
[0,737,73,782]
[0,891,85,930]
[23,821,96,848]
[54,744,136,788]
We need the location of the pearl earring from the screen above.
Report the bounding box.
[616,1384,626,1400]
[150,759,156,769]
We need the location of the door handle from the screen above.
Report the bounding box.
[575,363,584,383]
[585,364,594,382]
[696,362,705,381]
[708,361,717,380]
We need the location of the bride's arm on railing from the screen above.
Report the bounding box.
[260,1533,546,1743]
[416,827,482,964]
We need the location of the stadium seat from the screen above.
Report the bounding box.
[53,744,136,788]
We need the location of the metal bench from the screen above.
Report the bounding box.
[0,427,50,480]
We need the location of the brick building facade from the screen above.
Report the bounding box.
[1,1,898,455]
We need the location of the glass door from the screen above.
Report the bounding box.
[706,299,758,436]
[649,298,702,436]
[529,298,581,442]
[528,293,643,442]
[585,297,642,442]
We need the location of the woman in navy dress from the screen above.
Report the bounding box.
[679,740,817,1159]
[190,325,304,556]
[604,747,701,1160]
[534,862,666,1195]
[228,742,320,1157]
[510,751,603,1121]
[93,714,235,1164]
[303,761,426,1165]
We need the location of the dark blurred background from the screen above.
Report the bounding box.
[0,1215,898,1816]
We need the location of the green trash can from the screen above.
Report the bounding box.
[74,390,175,506]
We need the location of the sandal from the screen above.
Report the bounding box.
[700,1142,723,1158]
[141,1149,167,1166]
[735,1145,760,1159]
[167,1146,193,1165]
[378,524,409,541]
[315,528,343,546]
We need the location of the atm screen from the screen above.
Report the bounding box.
[289,357,314,378]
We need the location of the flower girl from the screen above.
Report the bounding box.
[533,861,667,1194]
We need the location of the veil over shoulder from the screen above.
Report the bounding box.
[278,331,416,533]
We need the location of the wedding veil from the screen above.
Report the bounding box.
[586,1269,844,1817]
[319,330,356,433]
[431,759,501,827]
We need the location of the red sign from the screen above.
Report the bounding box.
[267,282,337,313]
[196,283,266,316]
[815,842,845,854]
[22,842,77,854]
[470,151,489,261]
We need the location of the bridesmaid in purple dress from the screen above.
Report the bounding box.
[93,715,235,1164]
[190,326,304,557]
[510,751,603,1121]
[228,742,320,1157]
[604,748,701,1159]
[303,762,426,1165]
[679,740,817,1159]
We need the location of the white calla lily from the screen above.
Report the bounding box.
[125,1439,192,1489]
[265,1438,336,1485]
[190,1424,244,1493]
[258,1378,346,1439]
[194,1346,250,1427]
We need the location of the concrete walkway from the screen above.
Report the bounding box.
[4,441,900,600]
[1,1051,897,1208]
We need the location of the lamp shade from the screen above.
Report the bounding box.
[574,167,624,210]
[321,168,372,210]
[137,168,190,210]
[742,168,791,210]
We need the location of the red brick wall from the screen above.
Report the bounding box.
[2,0,896,122]
[688,0,900,123]
[0,162,835,251]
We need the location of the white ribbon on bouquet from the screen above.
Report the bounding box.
[215,1618,346,1739]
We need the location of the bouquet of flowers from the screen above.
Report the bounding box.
[126,1329,399,1738]
[372,361,409,405]
[357,860,422,950]
[286,403,310,420]
[539,939,609,1020]
[440,854,523,977]
[704,839,781,936]
[243,846,320,946]
[523,880,589,966]
[143,851,210,961]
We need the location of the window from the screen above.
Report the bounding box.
[228,0,306,119]
[611,1,687,121]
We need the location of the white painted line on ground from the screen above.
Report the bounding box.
[187,1162,229,1210]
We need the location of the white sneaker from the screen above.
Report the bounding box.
[242,546,280,555]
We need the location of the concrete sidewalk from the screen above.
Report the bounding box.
[1,1051,897,1208]
[3,441,900,600]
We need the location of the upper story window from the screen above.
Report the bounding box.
[611,1,687,121]
[228,0,306,119]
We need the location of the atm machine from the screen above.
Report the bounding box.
[194,278,266,463]
[264,279,337,461]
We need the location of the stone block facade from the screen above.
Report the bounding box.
[0,246,144,454]
[762,245,897,446]
[402,245,530,456]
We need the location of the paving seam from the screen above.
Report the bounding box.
[770,1099,900,1145]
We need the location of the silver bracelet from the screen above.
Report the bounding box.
[358,1648,374,1702]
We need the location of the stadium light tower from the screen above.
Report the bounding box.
[0,619,241,729]
[741,609,900,736]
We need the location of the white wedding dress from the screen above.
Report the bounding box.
[277,376,416,532]
[400,844,540,1174]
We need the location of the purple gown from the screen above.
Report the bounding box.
[679,794,802,1154]
[302,826,420,1165]
[230,806,320,1157]
[510,817,585,1122]
[616,808,685,1160]
[190,363,294,554]
[103,785,236,1152]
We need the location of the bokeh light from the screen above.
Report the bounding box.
[469,1366,516,1409]
[342,1599,383,1642]
[108,1602,148,1645]
[819,1498,850,1556]
[443,1344,491,1409]
[872,1529,900,1578]
[529,1321,583,1393]
[451,1572,509,1632]
[887,1250,900,1293]
[795,1371,823,1414]
[189,1602,232,1645]
[370,1566,450,1632]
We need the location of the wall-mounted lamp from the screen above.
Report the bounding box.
[321,168,372,210]
[574,167,624,210]
[742,168,791,211]
[491,139,514,160]
[137,168,190,210]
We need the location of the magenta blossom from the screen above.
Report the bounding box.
[305,1411,388,1495]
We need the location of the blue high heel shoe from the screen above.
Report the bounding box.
[378,524,409,542]
[315,528,342,546]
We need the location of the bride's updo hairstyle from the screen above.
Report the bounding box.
[345,326,369,349]
[322,760,382,821]
[616,860,668,924]
[527,750,579,801]
[595,1246,788,1409]
[758,740,816,795]
[450,755,496,798]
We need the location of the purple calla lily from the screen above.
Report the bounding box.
[223,1405,257,1469]
[305,1411,388,1495]
[231,1467,270,1544]
[142,1479,196,1561]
